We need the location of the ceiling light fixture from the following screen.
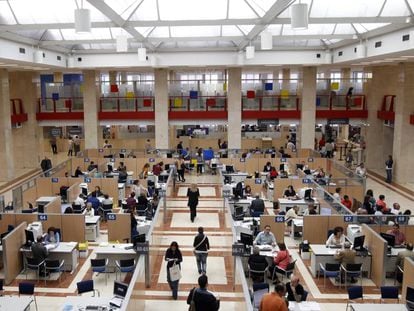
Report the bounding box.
[406,16,413,23]
[67,56,75,68]
[116,36,128,52]
[291,1,308,30]
[261,31,273,50]
[246,45,255,59]
[33,50,44,63]
[356,44,367,58]
[138,46,147,61]
[75,0,91,33]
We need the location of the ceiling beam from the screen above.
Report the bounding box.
[0,16,409,32]
[0,32,70,54]
[238,0,296,50]
[86,0,155,50]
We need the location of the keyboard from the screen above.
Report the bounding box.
[124,245,134,250]
[85,306,100,310]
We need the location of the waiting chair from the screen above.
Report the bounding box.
[19,282,38,311]
[248,263,268,283]
[99,204,113,220]
[115,259,136,281]
[44,259,65,285]
[380,286,399,303]
[341,263,363,288]
[72,204,84,214]
[346,286,363,311]
[77,279,100,297]
[272,260,296,281]
[252,282,269,310]
[319,263,341,288]
[90,259,108,285]
[25,257,45,282]
[136,204,148,216]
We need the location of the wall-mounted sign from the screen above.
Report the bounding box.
[232,243,246,256]
[84,177,91,183]
[344,215,354,223]
[107,214,117,221]
[328,118,349,125]
[255,178,262,184]
[51,178,59,183]
[38,214,48,221]
[275,216,285,223]
[135,242,149,254]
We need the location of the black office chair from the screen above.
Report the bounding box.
[0,279,4,296]
[19,282,38,311]
[346,286,363,311]
[380,286,399,303]
[136,204,148,216]
[77,279,100,297]
[90,259,108,285]
[272,260,296,281]
[25,257,45,282]
[115,259,136,281]
[248,262,268,283]
[44,259,65,285]
[341,263,363,287]
[72,204,84,214]
[99,204,113,220]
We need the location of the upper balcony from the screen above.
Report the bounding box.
[99,96,155,120]
[316,94,368,118]
[241,94,301,119]
[377,95,395,121]
[36,97,84,120]
[10,98,28,125]
[168,95,227,119]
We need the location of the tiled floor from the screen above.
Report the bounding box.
[177,186,217,197]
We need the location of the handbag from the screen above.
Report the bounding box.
[193,235,207,255]
[169,263,182,282]
[188,288,197,311]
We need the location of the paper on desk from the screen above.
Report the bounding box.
[299,302,320,311]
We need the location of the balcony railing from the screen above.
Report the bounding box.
[169,96,227,112]
[242,95,300,111]
[100,96,154,112]
[316,94,366,110]
[38,97,84,113]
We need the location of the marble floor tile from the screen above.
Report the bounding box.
[178,186,216,197]
[170,212,220,228]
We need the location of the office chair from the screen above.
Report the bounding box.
[302,289,309,301]
[25,257,45,282]
[44,259,65,285]
[19,282,38,310]
[252,283,269,310]
[99,204,113,221]
[319,263,341,288]
[77,279,100,297]
[90,259,108,285]
[115,259,136,281]
[248,262,268,284]
[272,260,296,281]
[0,279,3,296]
[341,263,363,288]
[380,286,399,303]
[136,203,148,216]
[395,265,404,284]
[346,286,363,311]
[72,204,84,214]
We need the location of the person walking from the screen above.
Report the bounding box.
[187,275,220,311]
[385,155,393,183]
[196,148,204,176]
[177,158,186,182]
[165,241,183,300]
[187,184,200,222]
[40,156,52,177]
[193,227,210,274]
[50,136,58,154]
[67,136,73,156]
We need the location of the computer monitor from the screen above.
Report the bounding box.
[113,281,128,298]
[37,204,45,214]
[296,164,304,170]
[107,164,113,172]
[133,233,146,244]
[380,232,395,247]
[304,189,312,200]
[234,205,244,217]
[81,187,88,196]
[353,235,365,250]
[406,287,414,310]
[225,165,234,173]
[279,164,285,171]
[164,164,170,171]
[25,229,35,245]
[303,169,311,175]
[240,232,253,246]
[158,174,168,183]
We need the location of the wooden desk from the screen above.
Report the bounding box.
[62,296,122,310]
[278,198,320,215]
[350,304,407,311]
[0,296,33,311]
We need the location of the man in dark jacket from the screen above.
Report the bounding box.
[31,236,48,275]
[249,193,265,216]
[187,275,219,311]
[40,156,52,176]
[248,246,268,283]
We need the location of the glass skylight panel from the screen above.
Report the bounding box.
[147,27,170,38]
[9,0,75,23]
[159,0,227,20]
[353,23,389,33]
[104,0,142,19]
[170,26,221,37]
[245,0,278,17]
[61,28,112,40]
[283,24,335,35]
[222,26,244,36]
[237,25,255,35]
[334,24,356,35]
[380,0,409,16]
[128,0,158,21]
[310,0,382,18]
[267,24,283,35]
[12,30,45,40]
[0,2,16,24]
[135,27,154,37]
[229,0,258,18]
[110,28,133,38]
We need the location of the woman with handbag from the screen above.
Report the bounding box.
[193,227,210,274]
[165,241,183,300]
[187,184,200,222]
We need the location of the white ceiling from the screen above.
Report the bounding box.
[0,0,413,54]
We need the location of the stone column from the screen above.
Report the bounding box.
[281,68,290,91]
[364,66,398,172]
[109,71,117,85]
[9,72,42,168]
[392,63,414,183]
[0,69,15,181]
[83,70,100,149]
[299,67,317,149]
[341,68,351,92]
[227,68,242,149]
[53,72,63,83]
[154,69,169,149]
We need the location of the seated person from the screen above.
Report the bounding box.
[285,206,299,224]
[140,163,150,179]
[263,162,272,172]
[341,195,353,211]
[254,225,276,246]
[87,161,97,172]
[74,193,85,208]
[45,227,60,246]
[86,193,100,213]
[286,274,305,302]
[91,186,103,197]
[64,205,73,214]
[334,242,357,283]
[269,167,278,180]
[102,194,113,206]
[387,223,406,246]
[270,243,290,283]
[396,243,414,269]
[153,162,163,176]
[117,161,127,172]
[303,205,317,215]
[85,202,95,217]
[355,163,366,177]
[279,170,288,178]
[249,193,265,216]
[248,246,269,283]
[234,181,244,199]
[31,236,48,275]
[283,185,296,199]
[126,192,137,210]
[118,169,128,183]
[244,185,252,196]
[137,192,149,206]
[73,166,84,178]
[131,180,148,197]
[326,226,345,247]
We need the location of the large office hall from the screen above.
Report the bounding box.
[1,0,414,310]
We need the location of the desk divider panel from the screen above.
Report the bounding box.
[61,214,85,243]
[327,216,348,233]
[107,213,130,242]
[67,182,81,204]
[402,257,414,303]
[405,226,414,244]
[22,186,37,208]
[100,179,118,202]
[260,215,285,243]
[303,216,329,244]
[36,178,54,197]
[244,179,264,196]
[0,214,16,234]
[38,214,62,237]
[71,158,86,172]
[45,196,62,214]
[361,224,386,287]
[3,221,27,285]
[15,214,37,227]
[51,177,70,195]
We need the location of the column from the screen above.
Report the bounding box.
[341,68,351,92]
[281,68,290,92]
[83,70,100,149]
[364,66,398,171]
[0,69,15,181]
[154,69,169,149]
[9,72,42,168]
[392,63,414,183]
[109,71,117,85]
[227,68,242,149]
[299,67,317,149]
[53,72,63,83]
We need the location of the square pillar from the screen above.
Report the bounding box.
[299,67,317,149]
[83,70,100,149]
[227,68,242,149]
[154,69,169,149]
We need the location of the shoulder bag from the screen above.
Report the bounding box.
[193,235,207,255]
[188,287,197,311]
